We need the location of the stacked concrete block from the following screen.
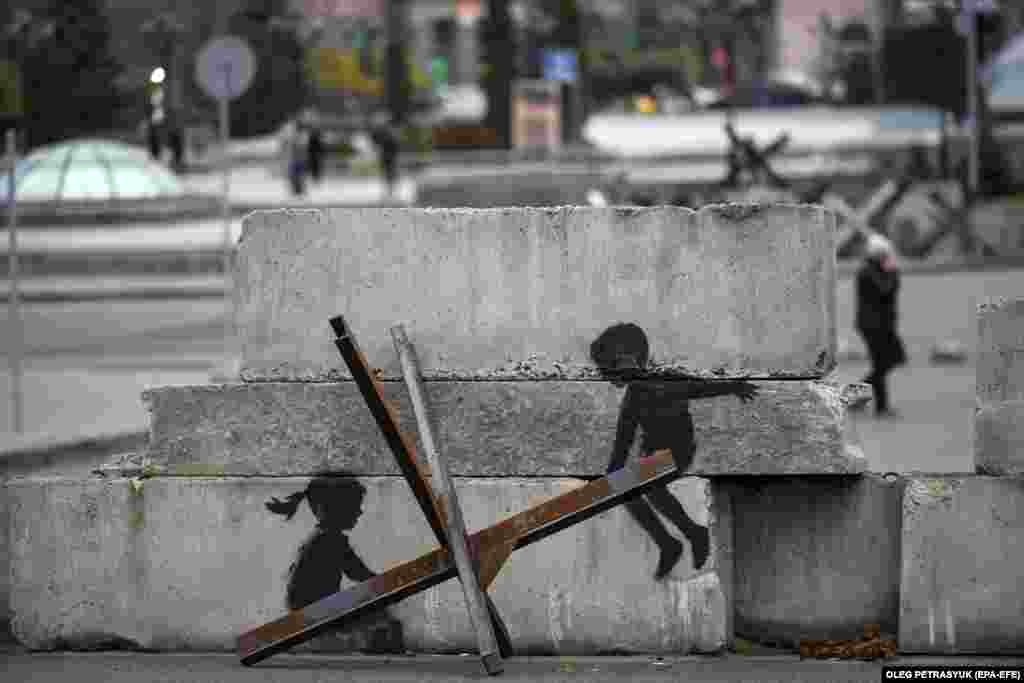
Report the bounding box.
[894,299,1024,655]
[728,474,904,647]
[142,381,863,478]
[8,205,859,654]
[0,483,9,641]
[899,477,1024,653]
[235,206,837,381]
[975,298,1024,475]
[7,476,733,654]
[0,433,147,641]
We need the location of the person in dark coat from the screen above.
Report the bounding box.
[146,119,162,161]
[855,234,907,417]
[167,125,185,174]
[307,125,325,184]
[370,115,400,199]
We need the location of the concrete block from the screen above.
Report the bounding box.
[726,474,904,647]
[1,483,9,640]
[6,478,144,650]
[8,475,729,654]
[143,380,865,477]
[975,401,1024,476]
[977,298,1024,403]
[235,205,837,381]
[900,477,1024,654]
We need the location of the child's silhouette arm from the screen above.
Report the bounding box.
[338,537,376,583]
[682,380,758,402]
[607,387,641,473]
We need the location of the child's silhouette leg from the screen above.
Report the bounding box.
[646,486,710,571]
[625,497,685,580]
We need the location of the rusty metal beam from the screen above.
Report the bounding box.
[329,316,449,541]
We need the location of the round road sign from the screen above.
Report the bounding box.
[195,35,257,101]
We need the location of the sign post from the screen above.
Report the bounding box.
[195,36,256,347]
[5,128,23,434]
[958,0,998,199]
[966,3,980,198]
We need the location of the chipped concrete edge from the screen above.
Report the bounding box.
[0,430,146,465]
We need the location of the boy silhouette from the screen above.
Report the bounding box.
[591,323,758,579]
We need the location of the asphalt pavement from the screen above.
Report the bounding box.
[0,298,229,452]
[3,651,1024,683]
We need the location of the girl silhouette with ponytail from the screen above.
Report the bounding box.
[266,473,404,652]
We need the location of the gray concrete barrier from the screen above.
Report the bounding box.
[725,474,904,647]
[0,432,147,640]
[977,298,1024,404]
[1,487,9,642]
[8,475,730,655]
[6,204,859,655]
[143,381,864,477]
[975,299,1024,475]
[235,205,837,381]
[900,477,1024,654]
[974,401,1024,476]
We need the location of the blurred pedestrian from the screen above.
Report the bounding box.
[307,117,325,185]
[855,233,907,417]
[281,119,309,197]
[167,125,185,174]
[370,114,400,199]
[145,119,162,161]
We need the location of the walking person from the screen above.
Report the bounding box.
[307,118,325,185]
[167,124,185,174]
[281,119,309,197]
[855,233,907,418]
[145,118,162,161]
[591,323,758,579]
[369,114,400,200]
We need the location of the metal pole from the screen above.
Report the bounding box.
[391,325,504,675]
[966,1,980,197]
[6,128,24,434]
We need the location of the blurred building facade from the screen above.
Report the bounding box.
[3,0,1021,147]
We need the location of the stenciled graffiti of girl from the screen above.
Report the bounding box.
[591,323,758,580]
[266,473,404,652]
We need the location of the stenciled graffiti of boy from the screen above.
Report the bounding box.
[266,473,403,652]
[591,323,758,580]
